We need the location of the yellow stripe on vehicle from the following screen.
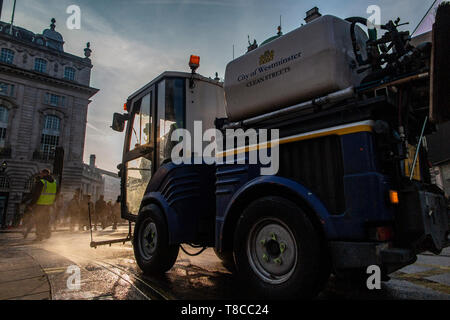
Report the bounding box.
[217,121,374,158]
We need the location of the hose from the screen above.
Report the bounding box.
[180,244,207,257]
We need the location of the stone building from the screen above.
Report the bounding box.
[101,173,121,203]
[0,18,98,227]
[80,155,104,203]
[80,154,120,204]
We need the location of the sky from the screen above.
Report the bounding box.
[0,0,436,172]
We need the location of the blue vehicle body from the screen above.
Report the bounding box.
[138,121,449,271]
[216,131,397,249]
[118,74,449,275]
[140,162,217,246]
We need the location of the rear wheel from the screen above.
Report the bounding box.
[233,196,324,299]
[133,204,179,274]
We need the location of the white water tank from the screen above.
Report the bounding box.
[224,15,368,121]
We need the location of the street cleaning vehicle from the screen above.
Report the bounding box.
[110,6,450,298]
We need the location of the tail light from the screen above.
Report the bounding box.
[376,226,394,241]
[368,226,395,242]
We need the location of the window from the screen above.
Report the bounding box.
[126,93,153,217]
[40,115,60,159]
[0,175,9,189]
[44,93,66,107]
[0,83,14,97]
[25,176,35,192]
[130,93,152,150]
[0,106,9,123]
[64,67,75,81]
[0,128,6,142]
[126,157,152,216]
[44,115,60,131]
[40,134,59,156]
[50,94,59,106]
[157,78,185,166]
[34,58,47,73]
[0,106,9,148]
[0,48,14,64]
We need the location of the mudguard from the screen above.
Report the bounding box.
[139,162,216,246]
[217,175,339,251]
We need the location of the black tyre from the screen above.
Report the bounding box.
[133,204,179,274]
[233,196,324,299]
[214,248,236,272]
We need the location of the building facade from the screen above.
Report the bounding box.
[80,154,120,204]
[0,18,98,227]
[102,173,121,203]
[80,155,104,202]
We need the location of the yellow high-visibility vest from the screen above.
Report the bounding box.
[36,179,57,206]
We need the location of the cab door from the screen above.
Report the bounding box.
[121,77,186,221]
[122,90,155,221]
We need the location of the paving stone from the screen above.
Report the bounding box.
[417,254,450,267]
[425,273,450,287]
[14,291,51,300]
[0,276,50,300]
[398,264,435,275]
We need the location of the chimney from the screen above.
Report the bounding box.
[305,7,322,23]
[89,154,96,168]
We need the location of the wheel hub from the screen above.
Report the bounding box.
[266,239,281,258]
[140,220,158,259]
[248,218,298,284]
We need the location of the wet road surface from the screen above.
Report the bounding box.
[1,227,449,300]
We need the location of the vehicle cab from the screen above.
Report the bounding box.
[113,70,226,222]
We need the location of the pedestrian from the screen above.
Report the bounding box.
[112,201,121,230]
[67,192,80,232]
[88,195,95,230]
[20,176,39,239]
[80,194,93,231]
[29,169,57,241]
[21,204,34,239]
[106,201,113,229]
[52,193,64,231]
[95,195,107,229]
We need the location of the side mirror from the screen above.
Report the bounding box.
[111,113,128,132]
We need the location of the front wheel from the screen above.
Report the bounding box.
[133,204,179,274]
[233,197,324,299]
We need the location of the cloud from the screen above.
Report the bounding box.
[76,28,186,171]
[1,0,188,171]
[136,0,247,6]
[4,0,434,172]
[86,122,108,135]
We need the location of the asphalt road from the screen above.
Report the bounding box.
[1,226,449,300]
